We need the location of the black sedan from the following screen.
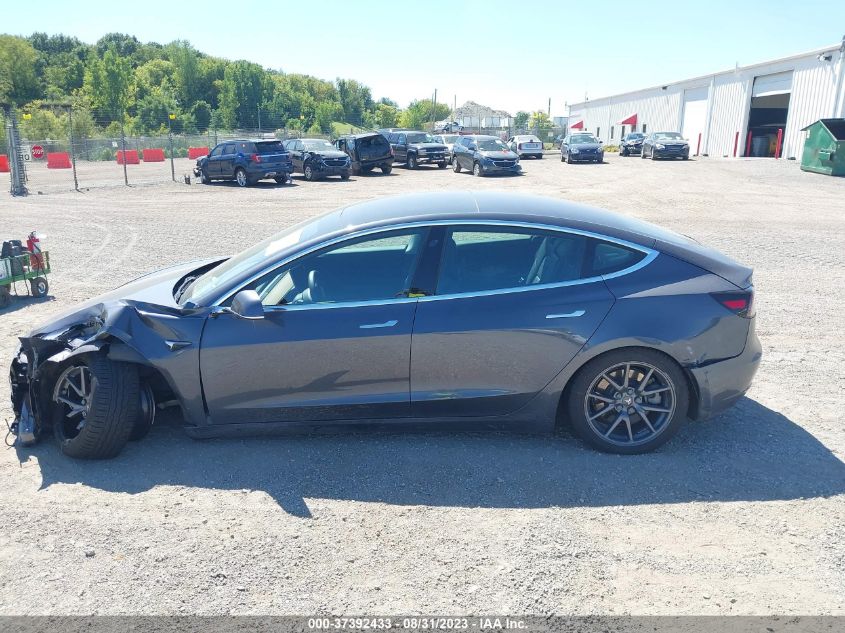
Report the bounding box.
[619,132,645,156]
[642,132,690,160]
[283,138,351,180]
[10,192,760,458]
[560,133,604,163]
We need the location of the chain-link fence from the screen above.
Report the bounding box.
[1,106,351,195]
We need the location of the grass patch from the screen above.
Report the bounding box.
[331,121,370,136]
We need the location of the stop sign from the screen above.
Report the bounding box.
[31,145,44,160]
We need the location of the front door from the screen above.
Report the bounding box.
[410,225,619,418]
[206,144,225,176]
[200,228,430,424]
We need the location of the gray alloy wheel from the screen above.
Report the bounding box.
[30,276,48,297]
[567,350,688,454]
[473,162,483,177]
[200,168,210,184]
[235,168,248,187]
[408,154,417,169]
[452,156,462,172]
[651,148,658,160]
[641,147,647,159]
[560,151,565,162]
[52,355,140,459]
[304,163,315,181]
[567,152,573,164]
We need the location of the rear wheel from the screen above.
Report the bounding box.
[30,277,48,297]
[274,175,288,184]
[452,156,462,172]
[234,168,249,187]
[566,349,688,454]
[52,355,140,459]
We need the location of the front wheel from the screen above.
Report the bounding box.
[407,155,417,169]
[452,156,462,172]
[303,162,316,181]
[473,162,484,177]
[234,168,249,187]
[381,165,392,175]
[437,161,447,169]
[620,148,628,157]
[566,349,688,454]
[30,277,48,297]
[199,168,211,184]
[340,171,350,180]
[51,355,140,459]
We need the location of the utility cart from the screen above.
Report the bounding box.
[1,235,50,309]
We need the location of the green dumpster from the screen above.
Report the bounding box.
[800,118,845,177]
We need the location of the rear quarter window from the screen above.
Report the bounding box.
[588,241,646,276]
[254,141,285,154]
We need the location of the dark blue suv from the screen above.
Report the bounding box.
[194,139,293,187]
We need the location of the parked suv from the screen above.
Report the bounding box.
[387,131,449,169]
[334,133,394,175]
[194,139,292,186]
[451,135,521,177]
[283,138,351,180]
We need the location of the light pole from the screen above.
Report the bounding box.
[168,113,176,182]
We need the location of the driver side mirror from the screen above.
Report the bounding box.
[230,290,264,320]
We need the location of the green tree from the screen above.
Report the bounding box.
[336,78,372,125]
[514,111,530,130]
[314,100,342,134]
[398,99,450,130]
[374,103,398,128]
[134,92,177,134]
[528,110,554,140]
[0,35,40,105]
[190,100,212,131]
[169,41,200,106]
[85,46,134,121]
[219,60,267,128]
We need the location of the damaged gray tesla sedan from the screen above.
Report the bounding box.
[10,192,761,458]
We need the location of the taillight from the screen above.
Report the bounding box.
[251,153,261,163]
[711,289,755,318]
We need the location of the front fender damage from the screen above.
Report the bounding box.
[10,300,206,446]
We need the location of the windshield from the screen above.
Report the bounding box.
[442,135,458,143]
[626,133,644,140]
[303,139,335,151]
[654,132,684,140]
[254,141,285,154]
[406,133,437,144]
[179,214,332,305]
[477,138,509,151]
[570,134,598,144]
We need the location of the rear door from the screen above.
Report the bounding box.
[219,143,238,178]
[410,225,621,418]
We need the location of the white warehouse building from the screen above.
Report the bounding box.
[568,39,845,160]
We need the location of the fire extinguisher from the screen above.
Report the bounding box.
[27,231,45,270]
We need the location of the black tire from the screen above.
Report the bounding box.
[129,381,156,441]
[52,355,140,459]
[566,349,689,455]
[560,152,565,162]
[682,155,689,161]
[567,153,573,164]
[199,168,211,184]
[0,286,11,309]
[30,277,48,297]
[407,154,417,169]
[361,165,373,174]
[437,161,447,169]
[621,148,628,157]
[351,165,361,176]
[473,162,484,177]
[452,156,462,172]
[303,162,316,181]
[340,171,350,180]
[651,149,658,161]
[381,165,392,175]
[234,167,249,187]
[537,154,543,159]
[641,149,647,159]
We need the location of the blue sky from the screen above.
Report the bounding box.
[4,0,844,116]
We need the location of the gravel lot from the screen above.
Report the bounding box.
[1,154,843,615]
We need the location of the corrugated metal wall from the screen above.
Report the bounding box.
[570,47,844,160]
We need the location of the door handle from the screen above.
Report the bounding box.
[359,319,398,329]
[546,310,585,319]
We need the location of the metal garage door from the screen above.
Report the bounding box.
[752,71,793,97]
[681,86,709,155]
